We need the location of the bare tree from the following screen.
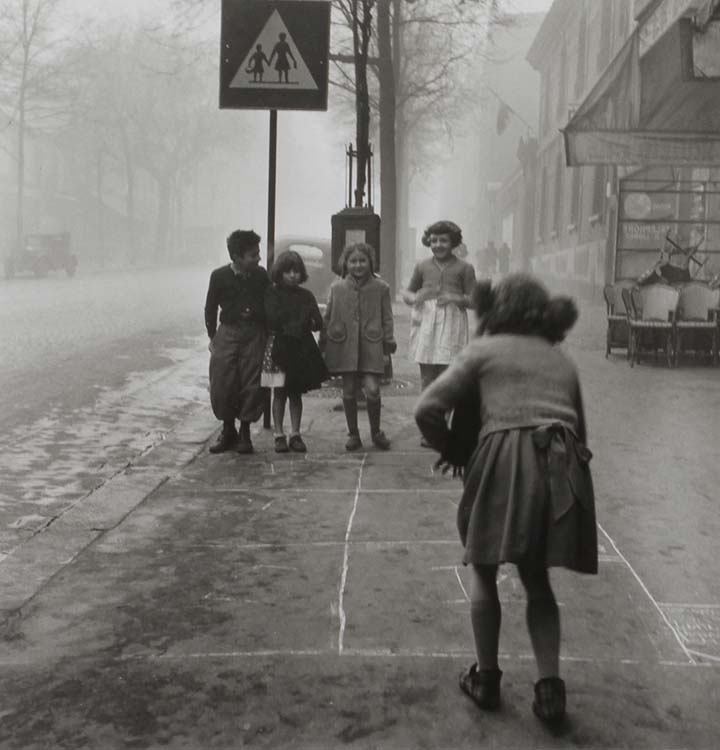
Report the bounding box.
[0,0,68,246]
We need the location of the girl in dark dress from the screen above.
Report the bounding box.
[414,273,597,726]
[263,251,328,452]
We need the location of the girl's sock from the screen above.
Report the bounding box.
[366,396,382,435]
[470,599,502,671]
[342,398,359,435]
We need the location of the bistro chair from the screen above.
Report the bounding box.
[603,281,634,358]
[627,284,679,368]
[674,283,720,365]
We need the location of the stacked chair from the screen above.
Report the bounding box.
[622,284,680,367]
[674,283,720,365]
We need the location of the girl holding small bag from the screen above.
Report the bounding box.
[262,251,327,453]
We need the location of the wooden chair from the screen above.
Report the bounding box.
[627,284,679,367]
[674,283,720,365]
[603,282,633,358]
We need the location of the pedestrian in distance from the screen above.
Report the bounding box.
[414,273,597,726]
[402,220,476,446]
[484,240,498,277]
[498,241,511,276]
[262,250,328,453]
[321,242,396,451]
[205,229,270,455]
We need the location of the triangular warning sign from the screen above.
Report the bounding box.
[231,10,319,91]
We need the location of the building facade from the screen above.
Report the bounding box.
[493,0,720,297]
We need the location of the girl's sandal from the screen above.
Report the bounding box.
[532,677,566,725]
[459,664,502,710]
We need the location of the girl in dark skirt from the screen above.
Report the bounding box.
[263,251,328,452]
[414,273,597,725]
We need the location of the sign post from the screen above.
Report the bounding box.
[220,0,330,267]
[220,0,330,425]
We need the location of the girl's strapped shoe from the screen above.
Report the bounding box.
[459,664,502,710]
[274,435,289,453]
[345,433,363,451]
[532,677,566,725]
[288,434,307,453]
[371,430,391,450]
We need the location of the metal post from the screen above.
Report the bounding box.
[348,143,354,208]
[263,109,278,431]
[267,109,278,270]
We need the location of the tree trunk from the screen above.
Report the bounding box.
[122,131,137,264]
[155,174,171,261]
[377,0,396,292]
[396,113,411,287]
[96,147,105,266]
[15,66,27,248]
[352,0,372,207]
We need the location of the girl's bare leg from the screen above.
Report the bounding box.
[469,564,501,671]
[288,393,303,435]
[341,374,360,438]
[517,564,560,679]
[271,388,287,436]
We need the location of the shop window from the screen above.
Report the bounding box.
[556,44,567,121]
[570,168,581,226]
[541,75,551,136]
[681,18,720,79]
[592,165,605,219]
[575,9,587,98]
[553,153,564,235]
[538,165,548,240]
[596,0,612,73]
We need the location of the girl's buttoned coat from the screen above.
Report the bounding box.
[322,275,395,374]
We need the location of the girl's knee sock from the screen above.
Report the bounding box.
[525,596,560,679]
[470,598,502,671]
[342,398,359,436]
[366,396,381,435]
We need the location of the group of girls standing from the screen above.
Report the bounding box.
[262,220,476,453]
[211,222,597,728]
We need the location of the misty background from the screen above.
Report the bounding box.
[0,0,553,274]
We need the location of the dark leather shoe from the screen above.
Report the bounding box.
[274,435,289,453]
[372,430,391,450]
[236,439,254,454]
[209,429,237,453]
[288,435,307,453]
[345,433,363,451]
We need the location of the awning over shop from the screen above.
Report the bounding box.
[563,17,720,166]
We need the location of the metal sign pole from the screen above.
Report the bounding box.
[263,108,278,430]
[267,108,278,270]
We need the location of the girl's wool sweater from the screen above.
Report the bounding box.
[414,333,586,453]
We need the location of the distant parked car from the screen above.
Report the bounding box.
[272,235,337,311]
[4,232,78,279]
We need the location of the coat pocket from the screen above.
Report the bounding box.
[363,323,383,342]
[326,322,347,342]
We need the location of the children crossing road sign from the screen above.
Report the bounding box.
[220,1,330,111]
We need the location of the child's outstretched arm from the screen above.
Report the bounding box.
[414,344,479,453]
[402,264,427,306]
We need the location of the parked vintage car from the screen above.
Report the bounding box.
[272,235,337,311]
[3,232,78,279]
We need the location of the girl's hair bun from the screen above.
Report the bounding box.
[543,295,578,342]
[472,279,495,317]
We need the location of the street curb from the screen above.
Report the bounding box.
[0,405,218,637]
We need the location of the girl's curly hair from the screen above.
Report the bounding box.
[473,273,578,343]
[339,242,377,278]
[270,250,308,285]
[421,220,463,249]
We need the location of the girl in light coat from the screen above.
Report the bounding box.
[322,243,396,451]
